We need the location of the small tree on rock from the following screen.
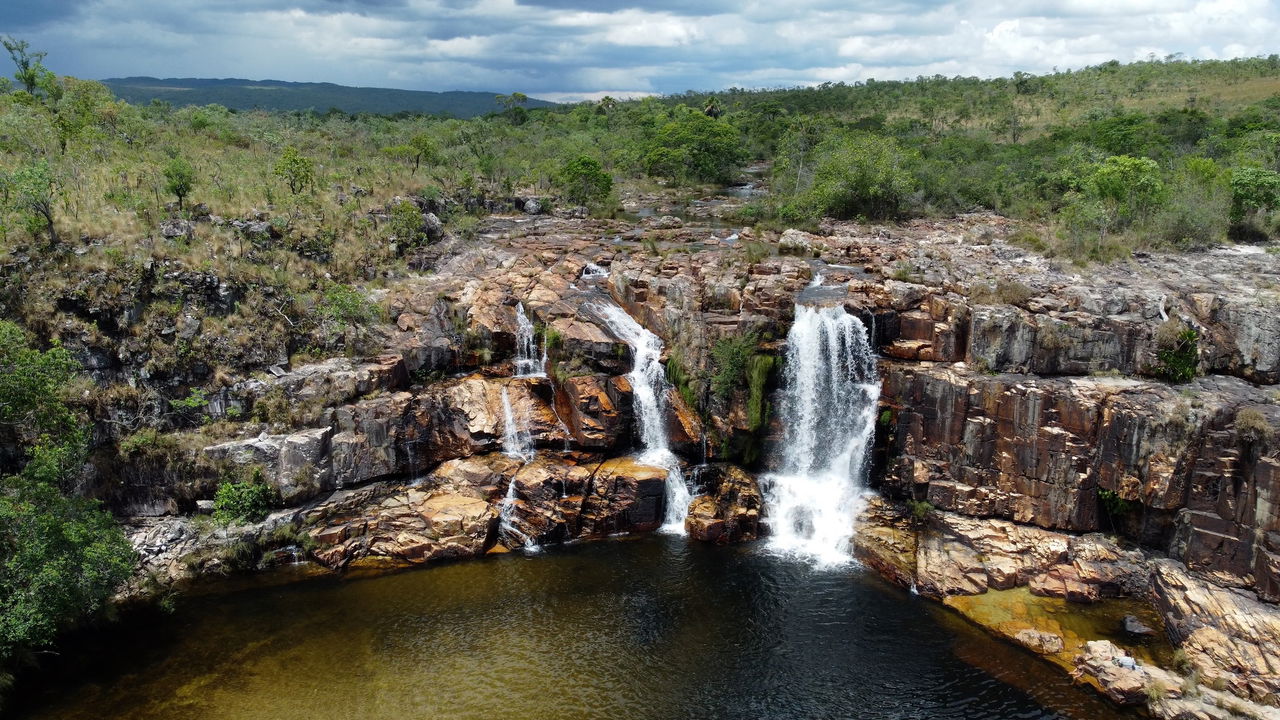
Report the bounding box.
[274,145,315,195]
[163,156,196,209]
[2,161,58,245]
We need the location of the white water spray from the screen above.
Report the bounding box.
[763,304,880,565]
[501,386,535,462]
[592,303,690,533]
[513,302,545,378]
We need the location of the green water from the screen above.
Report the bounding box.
[13,536,1131,720]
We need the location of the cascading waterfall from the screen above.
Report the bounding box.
[592,303,691,533]
[499,384,538,548]
[501,386,534,462]
[763,304,880,565]
[513,302,545,378]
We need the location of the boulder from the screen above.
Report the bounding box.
[684,464,761,544]
[579,457,668,535]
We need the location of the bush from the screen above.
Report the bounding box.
[1098,488,1134,516]
[1153,320,1199,383]
[1229,166,1280,228]
[710,334,758,401]
[645,112,744,184]
[745,354,775,432]
[213,473,275,524]
[162,156,196,209]
[320,283,376,325]
[274,145,315,195]
[388,200,428,248]
[1236,407,1273,445]
[803,132,917,220]
[0,320,134,666]
[556,156,612,207]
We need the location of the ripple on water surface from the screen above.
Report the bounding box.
[14,536,1134,720]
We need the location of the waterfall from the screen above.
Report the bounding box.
[592,303,691,533]
[763,304,880,565]
[498,477,537,550]
[582,262,609,279]
[513,302,545,378]
[501,386,534,462]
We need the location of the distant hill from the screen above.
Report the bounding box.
[100,77,556,117]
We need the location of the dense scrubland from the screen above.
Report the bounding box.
[2,35,1280,692]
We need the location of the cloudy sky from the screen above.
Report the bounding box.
[3,0,1277,101]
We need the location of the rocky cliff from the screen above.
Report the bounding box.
[102,208,1278,718]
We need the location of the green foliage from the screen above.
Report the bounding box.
[906,499,934,520]
[1089,155,1165,217]
[163,156,197,209]
[274,145,315,195]
[169,387,207,419]
[0,475,135,662]
[1,160,58,244]
[1098,488,1134,516]
[0,320,134,666]
[802,131,918,220]
[1154,320,1199,383]
[1,37,50,97]
[710,334,759,401]
[664,351,700,412]
[213,472,275,524]
[1229,166,1280,224]
[320,283,377,326]
[556,155,613,207]
[745,354,775,432]
[645,113,745,184]
[388,200,429,248]
[0,321,78,438]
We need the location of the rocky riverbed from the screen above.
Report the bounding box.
[106,206,1278,719]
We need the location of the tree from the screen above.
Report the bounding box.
[408,132,439,174]
[804,132,918,219]
[2,161,58,245]
[163,156,196,209]
[274,145,315,195]
[645,112,745,184]
[1089,155,1166,219]
[1229,166,1280,223]
[1,37,48,96]
[496,92,528,110]
[556,156,613,207]
[0,321,135,668]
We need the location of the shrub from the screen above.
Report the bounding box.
[803,132,917,220]
[162,156,196,209]
[906,498,934,520]
[1229,166,1280,224]
[1153,320,1199,383]
[388,200,428,248]
[1235,407,1273,444]
[745,354,775,432]
[1098,488,1134,516]
[320,283,376,325]
[710,334,758,401]
[645,113,744,184]
[213,473,275,524]
[274,145,315,195]
[556,155,613,207]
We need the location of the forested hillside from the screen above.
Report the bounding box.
[101,77,557,117]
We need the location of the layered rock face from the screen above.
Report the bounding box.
[113,209,1279,715]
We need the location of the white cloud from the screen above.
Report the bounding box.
[13,0,1280,95]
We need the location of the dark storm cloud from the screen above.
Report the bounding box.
[7,0,1278,100]
[0,0,82,31]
